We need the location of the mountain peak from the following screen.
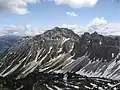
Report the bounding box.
[35,27,80,41]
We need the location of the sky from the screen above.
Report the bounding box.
[0,0,120,36]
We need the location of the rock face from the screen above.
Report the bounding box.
[0,27,120,80]
[1,72,120,90]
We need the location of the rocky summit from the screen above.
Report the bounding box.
[0,27,120,90]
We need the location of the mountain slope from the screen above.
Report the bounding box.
[0,27,120,80]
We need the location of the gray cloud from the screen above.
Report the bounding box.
[0,0,40,15]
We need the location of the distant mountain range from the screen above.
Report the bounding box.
[0,35,22,53]
[0,27,120,90]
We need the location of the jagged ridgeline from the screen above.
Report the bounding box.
[0,27,120,90]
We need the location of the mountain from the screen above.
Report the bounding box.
[0,27,120,90]
[0,35,22,53]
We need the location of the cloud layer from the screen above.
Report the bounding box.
[0,24,49,36]
[54,0,98,8]
[62,17,120,36]
[0,0,40,15]
[1,17,120,36]
[0,0,98,15]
